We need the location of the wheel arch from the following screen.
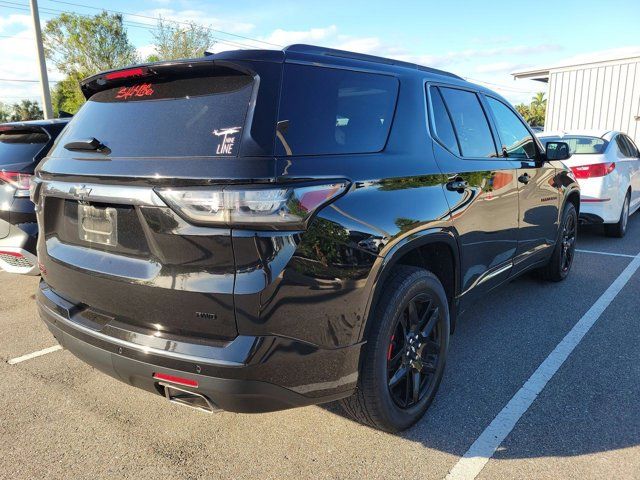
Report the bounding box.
[359,228,461,341]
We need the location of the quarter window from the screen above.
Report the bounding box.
[626,136,640,157]
[276,64,399,156]
[616,135,631,157]
[438,87,497,158]
[486,97,537,159]
[429,87,460,155]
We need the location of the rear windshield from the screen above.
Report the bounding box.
[541,136,607,154]
[0,131,49,166]
[51,68,253,158]
[276,64,399,156]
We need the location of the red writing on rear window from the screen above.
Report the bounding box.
[115,83,154,100]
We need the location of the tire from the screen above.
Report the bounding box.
[339,266,450,432]
[604,191,630,238]
[539,202,577,282]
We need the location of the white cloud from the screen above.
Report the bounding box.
[475,61,529,74]
[263,25,338,47]
[0,14,31,33]
[134,8,256,35]
[136,43,157,60]
[0,20,63,105]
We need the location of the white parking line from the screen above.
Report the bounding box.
[7,345,62,365]
[446,252,640,480]
[576,249,636,258]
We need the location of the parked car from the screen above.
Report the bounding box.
[539,130,640,237]
[0,118,69,274]
[33,45,579,432]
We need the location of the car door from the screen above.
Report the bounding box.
[427,85,519,306]
[483,96,559,275]
[620,135,640,212]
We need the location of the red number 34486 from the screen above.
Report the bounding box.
[115,83,154,100]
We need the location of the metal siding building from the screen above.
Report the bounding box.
[513,56,640,145]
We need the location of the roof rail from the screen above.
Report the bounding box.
[284,44,463,80]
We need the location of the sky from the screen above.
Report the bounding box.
[1,0,639,108]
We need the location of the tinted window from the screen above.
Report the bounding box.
[0,130,49,166]
[276,64,398,156]
[429,87,459,155]
[486,97,536,159]
[624,136,640,157]
[540,136,607,155]
[616,135,631,157]
[439,87,497,158]
[51,69,253,158]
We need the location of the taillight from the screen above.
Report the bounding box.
[0,171,32,197]
[570,162,615,179]
[153,373,198,388]
[157,182,349,230]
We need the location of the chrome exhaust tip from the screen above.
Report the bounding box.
[159,382,218,414]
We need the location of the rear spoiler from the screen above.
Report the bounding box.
[80,50,284,99]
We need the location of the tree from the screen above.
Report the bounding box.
[43,12,139,114]
[0,103,10,123]
[515,92,546,127]
[51,74,86,116]
[148,18,217,61]
[9,100,43,121]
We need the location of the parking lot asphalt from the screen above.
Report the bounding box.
[1,216,640,480]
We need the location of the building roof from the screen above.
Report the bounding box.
[511,50,640,83]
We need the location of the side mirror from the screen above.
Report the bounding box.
[545,141,571,161]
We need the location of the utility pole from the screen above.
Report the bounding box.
[29,0,53,119]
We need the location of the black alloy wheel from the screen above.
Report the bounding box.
[340,266,450,432]
[387,293,442,409]
[560,210,577,275]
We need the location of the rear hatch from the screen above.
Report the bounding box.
[35,56,282,341]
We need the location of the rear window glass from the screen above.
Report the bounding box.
[276,64,399,156]
[51,69,253,158]
[0,131,49,166]
[541,136,607,154]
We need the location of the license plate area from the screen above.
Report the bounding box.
[78,204,117,246]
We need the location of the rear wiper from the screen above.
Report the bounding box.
[64,137,111,154]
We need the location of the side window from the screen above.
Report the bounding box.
[429,87,460,155]
[439,87,497,158]
[623,135,639,157]
[616,135,631,157]
[276,64,399,156]
[486,97,537,159]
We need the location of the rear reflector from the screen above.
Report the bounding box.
[153,372,198,388]
[105,67,146,80]
[570,162,615,179]
[0,250,24,258]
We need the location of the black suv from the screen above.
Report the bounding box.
[34,45,578,432]
[0,118,69,274]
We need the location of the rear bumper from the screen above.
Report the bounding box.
[37,282,361,413]
[0,220,38,274]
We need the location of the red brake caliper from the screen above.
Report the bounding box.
[387,335,395,360]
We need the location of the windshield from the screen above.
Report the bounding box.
[541,136,607,155]
[50,68,254,159]
[0,130,49,167]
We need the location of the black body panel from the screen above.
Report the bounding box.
[34,45,579,412]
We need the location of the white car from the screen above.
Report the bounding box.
[539,130,640,237]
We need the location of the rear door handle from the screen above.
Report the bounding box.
[446,180,469,192]
[518,173,530,185]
